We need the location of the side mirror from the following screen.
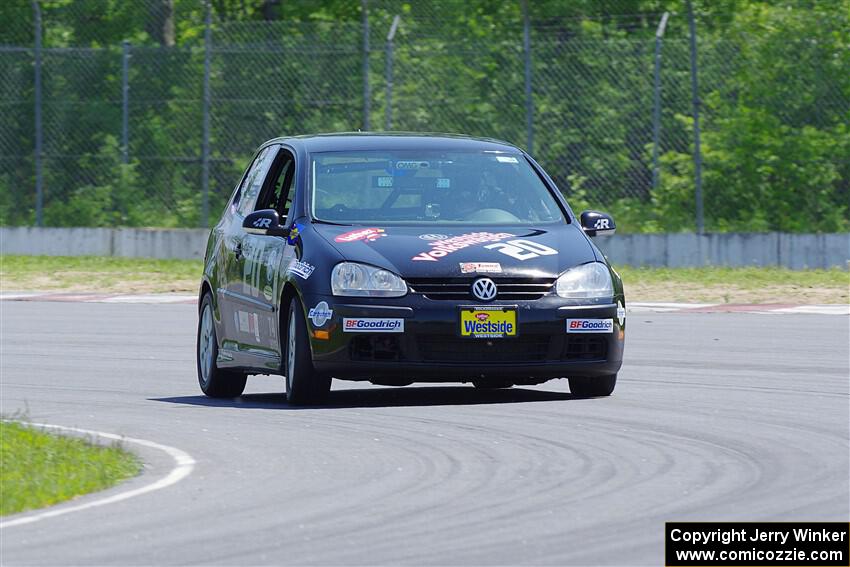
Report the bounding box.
[579,210,616,237]
[243,209,290,238]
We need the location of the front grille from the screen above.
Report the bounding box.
[408,277,556,301]
[561,337,607,361]
[350,335,403,362]
[417,335,551,363]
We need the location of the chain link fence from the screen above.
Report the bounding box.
[1,1,847,232]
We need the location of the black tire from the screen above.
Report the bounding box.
[283,299,331,405]
[197,293,247,398]
[569,374,617,397]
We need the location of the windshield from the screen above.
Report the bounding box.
[310,150,565,225]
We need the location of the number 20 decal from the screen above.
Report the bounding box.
[484,239,557,261]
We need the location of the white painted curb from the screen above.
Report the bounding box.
[0,423,195,529]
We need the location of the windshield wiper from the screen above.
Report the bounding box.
[312,219,352,226]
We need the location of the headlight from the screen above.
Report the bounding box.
[556,262,613,299]
[331,262,407,297]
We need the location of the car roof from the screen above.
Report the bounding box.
[264,132,523,153]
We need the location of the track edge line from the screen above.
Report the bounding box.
[0,422,196,529]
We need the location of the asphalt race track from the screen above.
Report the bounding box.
[1,301,848,565]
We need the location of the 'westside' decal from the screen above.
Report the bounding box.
[412,232,514,262]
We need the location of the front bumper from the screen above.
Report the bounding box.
[303,293,624,383]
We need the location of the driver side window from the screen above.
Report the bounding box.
[255,149,296,225]
[235,146,275,217]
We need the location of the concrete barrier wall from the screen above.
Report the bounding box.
[596,232,850,270]
[1,227,848,269]
[0,227,210,260]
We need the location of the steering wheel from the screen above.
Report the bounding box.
[327,203,349,217]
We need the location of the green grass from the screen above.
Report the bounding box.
[616,266,849,288]
[0,255,203,293]
[0,421,141,516]
[616,266,849,304]
[1,255,848,303]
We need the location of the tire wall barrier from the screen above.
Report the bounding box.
[1,227,848,269]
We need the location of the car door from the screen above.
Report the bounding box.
[238,147,299,361]
[219,145,277,357]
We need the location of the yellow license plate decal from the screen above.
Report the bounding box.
[460,308,517,338]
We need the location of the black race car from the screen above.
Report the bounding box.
[197,133,625,404]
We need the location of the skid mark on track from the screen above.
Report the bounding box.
[0,422,195,529]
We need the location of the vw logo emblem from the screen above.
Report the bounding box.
[471,278,498,301]
[419,233,448,241]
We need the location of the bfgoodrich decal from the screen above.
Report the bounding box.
[343,318,404,332]
[566,319,614,333]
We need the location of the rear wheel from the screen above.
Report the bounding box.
[569,374,617,397]
[197,293,247,398]
[283,299,331,405]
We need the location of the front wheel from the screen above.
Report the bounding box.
[569,374,617,397]
[283,299,331,405]
[197,293,247,398]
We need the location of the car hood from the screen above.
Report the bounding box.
[312,223,598,278]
